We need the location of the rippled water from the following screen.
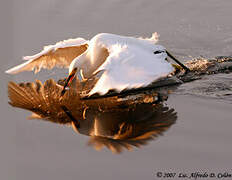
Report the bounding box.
[1,1,232,179]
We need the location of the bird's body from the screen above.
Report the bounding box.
[6,33,175,95]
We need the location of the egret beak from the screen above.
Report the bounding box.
[61,68,77,96]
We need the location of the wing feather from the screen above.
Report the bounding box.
[6,38,88,74]
[89,45,174,95]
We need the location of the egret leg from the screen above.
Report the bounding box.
[166,50,190,73]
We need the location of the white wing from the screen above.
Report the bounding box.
[89,44,174,95]
[5,38,88,74]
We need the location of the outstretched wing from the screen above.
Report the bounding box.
[5,38,88,74]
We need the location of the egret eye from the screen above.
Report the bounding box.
[154,50,165,54]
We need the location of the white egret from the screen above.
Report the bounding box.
[5,33,188,95]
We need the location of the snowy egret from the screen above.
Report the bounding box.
[5,33,189,95]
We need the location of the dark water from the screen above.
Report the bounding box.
[1,1,232,179]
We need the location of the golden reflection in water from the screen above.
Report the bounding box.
[8,79,177,153]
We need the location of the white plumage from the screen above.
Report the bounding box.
[5,33,174,95]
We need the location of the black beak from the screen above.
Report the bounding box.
[61,68,77,96]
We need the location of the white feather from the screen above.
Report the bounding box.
[5,38,88,74]
[6,33,175,95]
[70,33,174,95]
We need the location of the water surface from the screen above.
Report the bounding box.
[1,0,232,179]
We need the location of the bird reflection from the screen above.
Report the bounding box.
[73,103,176,153]
[8,78,177,153]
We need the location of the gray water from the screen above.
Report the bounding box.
[1,1,232,179]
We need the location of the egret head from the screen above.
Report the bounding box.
[61,56,83,96]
